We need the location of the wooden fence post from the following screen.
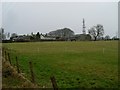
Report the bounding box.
[5,51,7,60]
[50,76,58,90]
[2,48,4,57]
[29,61,35,83]
[8,53,11,65]
[16,56,20,73]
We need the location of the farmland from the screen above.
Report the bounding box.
[2,41,118,88]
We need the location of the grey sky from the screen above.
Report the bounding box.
[2,2,118,37]
[0,3,2,28]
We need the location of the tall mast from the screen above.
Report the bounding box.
[82,18,86,34]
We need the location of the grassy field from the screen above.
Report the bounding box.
[3,41,118,88]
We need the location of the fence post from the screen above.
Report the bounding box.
[16,56,20,73]
[2,48,4,57]
[5,51,7,60]
[29,61,35,83]
[50,76,58,90]
[8,53,11,65]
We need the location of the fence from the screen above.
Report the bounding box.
[2,47,58,90]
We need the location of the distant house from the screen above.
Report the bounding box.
[40,34,56,40]
[12,35,30,42]
[73,34,92,41]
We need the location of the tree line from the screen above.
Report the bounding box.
[0,24,119,42]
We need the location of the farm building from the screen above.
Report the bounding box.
[74,34,92,41]
[40,34,56,40]
[12,35,30,42]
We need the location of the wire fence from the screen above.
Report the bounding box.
[2,47,58,90]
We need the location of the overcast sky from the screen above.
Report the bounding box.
[2,2,118,37]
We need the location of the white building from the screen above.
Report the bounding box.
[40,34,56,40]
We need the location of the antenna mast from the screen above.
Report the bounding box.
[82,18,86,34]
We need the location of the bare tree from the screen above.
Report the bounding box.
[88,24,104,41]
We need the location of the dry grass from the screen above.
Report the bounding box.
[2,58,39,88]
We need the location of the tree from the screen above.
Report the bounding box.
[10,33,18,40]
[0,28,2,41]
[36,32,40,40]
[30,32,36,40]
[0,28,6,40]
[88,24,104,41]
[31,32,34,36]
[11,33,18,38]
[7,32,10,39]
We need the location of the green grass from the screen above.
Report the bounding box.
[3,41,118,88]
